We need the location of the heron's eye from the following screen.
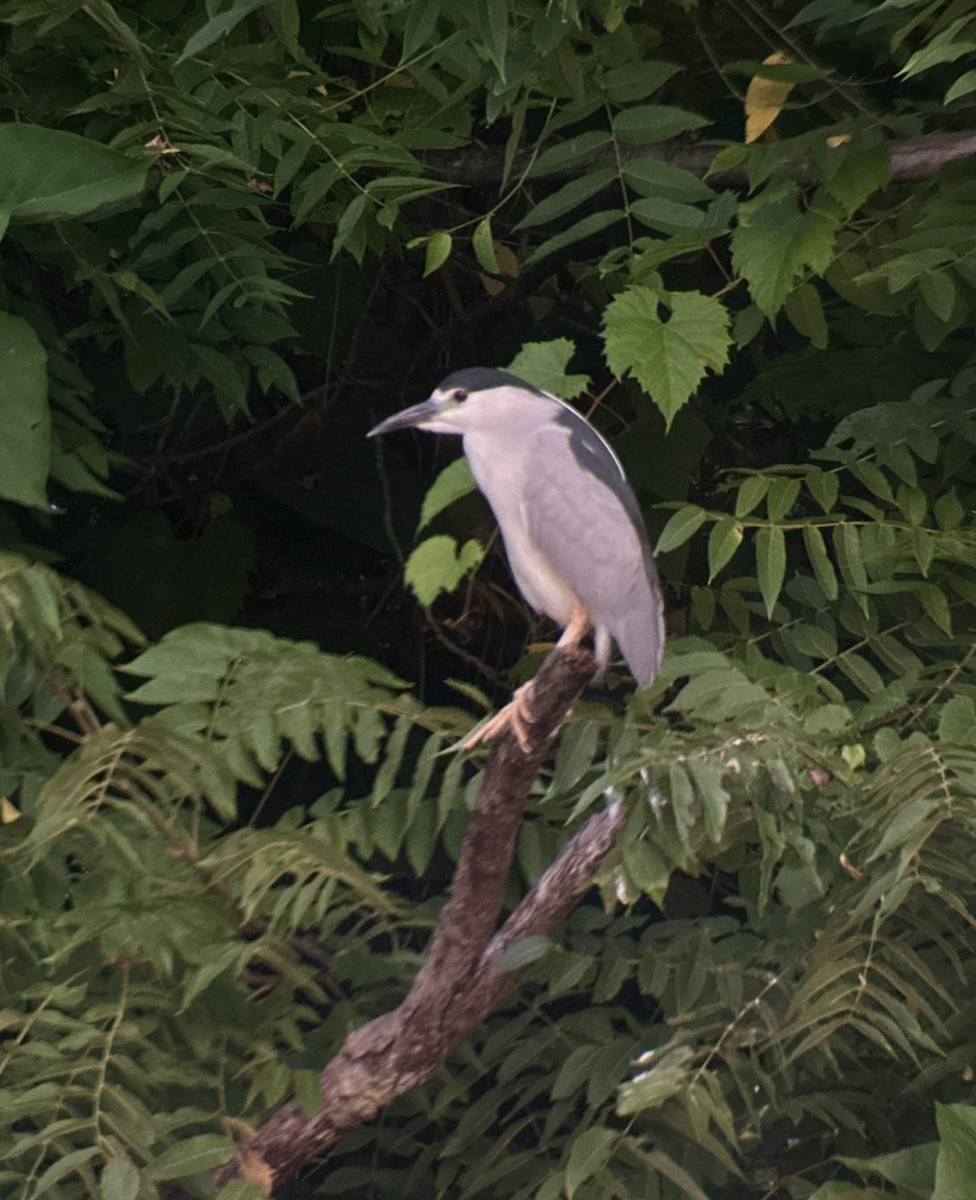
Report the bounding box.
[453,388,469,402]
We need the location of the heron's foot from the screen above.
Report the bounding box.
[462,682,536,753]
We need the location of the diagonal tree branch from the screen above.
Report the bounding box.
[213,642,627,1192]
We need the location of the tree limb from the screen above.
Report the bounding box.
[423,129,976,188]
[213,642,626,1192]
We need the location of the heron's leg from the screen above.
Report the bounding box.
[463,603,591,753]
[462,681,535,752]
[555,602,590,650]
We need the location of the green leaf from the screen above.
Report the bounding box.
[834,523,867,596]
[417,457,477,532]
[404,535,484,606]
[708,516,743,581]
[146,1135,234,1181]
[623,156,716,203]
[784,281,828,348]
[0,312,50,508]
[735,475,770,518]
[507,338,590,399]
[934,1103,976,1200]
[600,60,682,103]
[821,139,890,218]
[937,695,976,745]
[529,131,612,178]
[756,524,786,618]
[401,0,442,62]
[100,1158,140,1200]
[497,934,553,971]
[603,286,731,427]
[516,169,616,229]
[0,123,149,239]
[656,505,707,554]
[802,524,839,600]
[472,216,499,273]
[899,34,976,80]
[920,584,952,635]
[176,0,268,63]
[731,188,840,316]
[332,193,369,262]
[293,1068,323,1117]
[522,209,623,266]
[33,1147,102,1196]
[630,196,708,235]
[945,69,976,105]
[612,105,710,144]
[566,1127,617,1199]
[423,230,453,276]
[919,271,956,323]
[476,0,508,81]
[765,476,801,521]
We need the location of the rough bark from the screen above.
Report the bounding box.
[213,642,626,1192]
[423,129,976,187]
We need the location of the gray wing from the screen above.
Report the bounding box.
[524,416,665,686]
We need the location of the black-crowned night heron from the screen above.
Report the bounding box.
[369,367,665,742]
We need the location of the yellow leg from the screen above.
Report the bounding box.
[462,681,535,752]
[462,603,591,753]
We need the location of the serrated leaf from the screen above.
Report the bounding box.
[566,1127,617,1199]
[946,69,976,105]
[708,516,743,581]
[472,216,499,273]
[735,475,770,518]
[423,230,453,276]
[332,192,368,262]
[732,188,840,316]
[417,457,477,532]
[603,286,731,427]
[404,535,484,606]
[507,338,589,399]
[745,52,795,143]
[497,934,553,972]
[806,466,840,513]
[629,196,707,235]
[612,105,710,144]
[522,208,623,266]
[822,138,890,217]
[784,281,828,348]
[802,524,839,600]
[516,169,616,229]
[623,157,716,203]
[176,0,267,63]
[0,312,50,507]
[101,1158,140,1200]
[33,1147,101,1195]
[756,524,786,617]
[529,131,612,178]
[920,584,952,635]
[146,1135,234,1180]
[600,60,682,103]
[656,505,707,553]
[937,695,976,745]
[766,476,801,521]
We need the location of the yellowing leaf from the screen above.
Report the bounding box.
[744,52,794,144]
[0,796,21,823]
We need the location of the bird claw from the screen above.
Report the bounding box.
[461,682,536,753]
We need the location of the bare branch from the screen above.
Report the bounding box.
[213,642,627,1191]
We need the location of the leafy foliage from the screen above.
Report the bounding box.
[2,1,976,1198]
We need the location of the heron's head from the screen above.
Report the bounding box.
[367,368,554,438]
